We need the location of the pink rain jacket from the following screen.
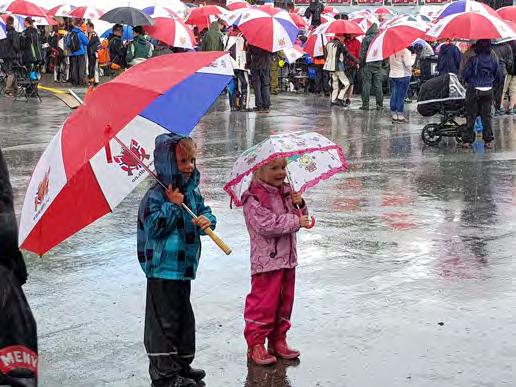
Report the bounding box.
[242,179,308,276]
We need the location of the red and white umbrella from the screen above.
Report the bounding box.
[366,21,427,62]
[323,6,338,15]
[497,6,516,22]
[66,6,105,20]
[303,32,330,58]
[436,0,499,20]
[381,15,429,30]
[236,6,299,52]
[283,43,304,63]
[289,12,308,29]
[46,4,74,17]
[185,5,227,30]
[373,7,395,17]
[426,12,515,41]
[0,0,47,17]
[145,16,196,49]
[226,0,250,11]
[315,19,364,36]
[320,13,335,24]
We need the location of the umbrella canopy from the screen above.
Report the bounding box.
[1,13,23,31]
[303,31,330,58]
[436,0,499,20]
[0,0,47,17]
[142,6,178,19]
[185,5,227,30]
[373,7,395,17]
[283,43,304,64]
[426,12,514,41]
[319,13,335,25]
[46,4,74,17]
[323,6,338,15]
[145,16,195,49]
[18,52,233,256]
[236,6,298,52]
[226,0,250,11]
[100,24,133,40]
[223,131,347,207]
[289,12,307,29]
[0,23,6,39]
[66,6,105,20]
[100,6,153,26]
[381,14,429,30]
[315,19,364,36]
[497,6,516,22]
[367,21,427,62]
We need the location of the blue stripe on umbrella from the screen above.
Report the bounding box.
[275,17,300,43]
[139,72,232,136]
[142,6,155,16]
[438,1,467,19]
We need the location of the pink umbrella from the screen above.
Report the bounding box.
[227,1,250,11]
[497,6,516,22]
[374,7,395,17]
[426,12,514,41]
[66,6,105,20]
[0,0,48,17]
[366,21,427,62]
[145,17,196,49]
[185,5,227,30]
[316,19,364,36]
[289,12,308,29]
[46,4,74,17]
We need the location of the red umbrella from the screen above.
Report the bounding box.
[366,22,426,62]
[46,4,74,17]
[145,17,196,49]
[374,7,395,17]
[185,5,227,30]
[289,12,308,29]
[227,1,250,11]
[0,0,48,17]
[317,19,364,36]
[497,6,516,22]
[66,6,105,20]
[323,6,338,15]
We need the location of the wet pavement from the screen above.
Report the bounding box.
[1,91,515,387]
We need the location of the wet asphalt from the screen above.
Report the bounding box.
[1,90,515,387]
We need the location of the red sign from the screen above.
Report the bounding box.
[326,0,352,4]
[0,346,38,375]
[294,0,310,4]
[392,0,417,4]
[355,0,383,5]
[424,0,450,3]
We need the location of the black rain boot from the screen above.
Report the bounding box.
[181,365,206,381]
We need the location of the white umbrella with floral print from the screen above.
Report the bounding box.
[223,131,347,208]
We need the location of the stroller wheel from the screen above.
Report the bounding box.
[421,123,442,146]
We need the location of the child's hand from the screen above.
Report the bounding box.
[291,192,304,206]
[193,215,211,230]
[299,215,310,228]
[166,185,184,206]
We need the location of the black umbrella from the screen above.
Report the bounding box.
[100,7,153,26]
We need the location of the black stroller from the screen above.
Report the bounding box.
[417,73,466,146]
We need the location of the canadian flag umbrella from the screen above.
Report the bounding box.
[145,17,196,49]
[18,52,233,256]
[236,6,299,52]
[0,0,47,17]
[66,6,105,20]
[426,12,515,41]
[497,6,516,22]
[366,21,427,62]
[46,4,74,17]
[185,5,227,30]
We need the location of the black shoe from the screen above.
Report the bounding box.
[172,375,198,387]
[344,99,350,107]
[181,366,206,381]
[252,106,262,111]
[324,92,331,97]
[376,105,384,111]
[359,105,369,111]
[330,100,343,107]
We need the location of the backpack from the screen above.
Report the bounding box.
[98,39,110,65]
[68,31,80,52]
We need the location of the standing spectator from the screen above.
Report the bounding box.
[247,44,273,113]
[343,34,361,107]
[48,25,64,83]
[108,24,126,71]
[324,35,358,106]
[492,41,513,115]
[86,22,101,85]
[0,16,21,96]
[312,53,330,96]
[359,23,383,110]
[389,47,416,123]
[201,21,224,52]
[125,26,153,67]
[20,17,42,68]
[462,39,501,149]
[225,26,251,111]
[304,0,324,28]
[436,39,462,75]
[507,40,516,114]
[66,19,89,86]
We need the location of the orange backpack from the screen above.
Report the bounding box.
[98,39,110,66]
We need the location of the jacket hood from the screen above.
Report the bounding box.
[475,39,492,55]
[241,178,291,208]
[366,23,378,36]
[153,133,200,192]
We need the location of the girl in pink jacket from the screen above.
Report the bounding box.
[241,157,311,366]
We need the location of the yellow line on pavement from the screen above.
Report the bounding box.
[37,85,68,94]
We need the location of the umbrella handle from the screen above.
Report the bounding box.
[297,208,316,230]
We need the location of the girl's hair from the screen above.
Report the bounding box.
[176,137,197,158]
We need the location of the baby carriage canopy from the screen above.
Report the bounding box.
[417,73,466,117]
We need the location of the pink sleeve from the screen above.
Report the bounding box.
[243,196,301,238]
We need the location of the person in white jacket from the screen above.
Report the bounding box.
[389,47,416,123]
[224,28,251,111]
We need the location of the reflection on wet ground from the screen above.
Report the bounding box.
[1,93,515,386]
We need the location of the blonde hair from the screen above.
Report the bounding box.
[176,137,197,158]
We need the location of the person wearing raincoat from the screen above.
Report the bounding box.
[201,21,224,52]
[359,23,384,110]
[0,148,38,387]
[137,133,216,387]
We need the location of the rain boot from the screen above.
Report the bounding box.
[181,366,206,381]
[248,344,277,366]
[268,339,300,360]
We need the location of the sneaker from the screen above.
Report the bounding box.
[397,115,408,123]
[181,366,206,381]
[248,344,277,366]
[344,98,351,107]
[267,339,300,360]
[484,141,493,149]
[391,114,399,123]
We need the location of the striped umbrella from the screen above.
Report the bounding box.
[145,16,196,49]
[427,12,514,40]
[289,12,308,29]
[0,0,47,17]
[185,5,227,30]
[142,6,179,19]
[226,0,250,11]
[497,6,516,22]
[66,6,105,20]
[436,0,499,20]
[47,4,74,17]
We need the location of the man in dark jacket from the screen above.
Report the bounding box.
[304,0,324,28]
[86,22,101,85]
[492,41,513,115]
[0,16,21,96]
[247,44,273,113]
[0,148,38,387]
[20,17,42,68]
[462,39,501,149]
[436,39,462,75]
[66,19,89,86]
[108,24,126,70]
[359,23,383,110]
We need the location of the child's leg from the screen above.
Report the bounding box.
[144,279,189,384]
[244,270,284,347]
[269,268,296,344]
[177,280,195,366]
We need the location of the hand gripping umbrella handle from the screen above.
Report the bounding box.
[109,133,232,255]
[297,208,316,229]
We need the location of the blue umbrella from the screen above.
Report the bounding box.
[101,25,133,41]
